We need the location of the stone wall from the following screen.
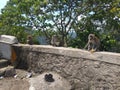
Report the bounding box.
[13,44,120,90]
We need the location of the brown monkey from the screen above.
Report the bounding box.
[27,35,33,45]
[51,35,61,46]
[84,34,100,52]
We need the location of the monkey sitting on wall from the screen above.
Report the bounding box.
[51,35,61,46]
[27,35,33,45]
[84,34,100,53]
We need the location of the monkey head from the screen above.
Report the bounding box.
[88,34,95,40]
[28,35,32,39]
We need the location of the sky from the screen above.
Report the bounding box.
[0,0,9,12]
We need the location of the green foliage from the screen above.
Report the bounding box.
[100,34,117,52]
[68,30,89,48]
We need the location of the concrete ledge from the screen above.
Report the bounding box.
[13,44,120,65]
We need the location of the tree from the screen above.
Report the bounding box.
[0,0,120,52]
[32,0,92,46]
[70,0,120,52]
[0,0,28,43]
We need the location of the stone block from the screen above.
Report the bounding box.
[0,59,9,68]
[0,35,18,44]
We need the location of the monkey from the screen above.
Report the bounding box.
[84,34,100,52]
[27,35,33,45]
[51,35,61,46]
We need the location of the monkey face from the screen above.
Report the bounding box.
[88,34,95,40]
[84,33,100,51]
[27,35,32,39]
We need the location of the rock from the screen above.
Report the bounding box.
[0,35,18,44]
[0,66,15,77]
[29,72,71,90]
[4,66,16,77]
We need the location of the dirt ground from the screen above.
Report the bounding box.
[0,78,30,90]
[0,69,72,90]
[0,69,32,90]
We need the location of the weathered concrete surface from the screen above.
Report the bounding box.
[0,78,30,90]
[13,44,120,65]
[13,44,120,90]
[0,43,12,60]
